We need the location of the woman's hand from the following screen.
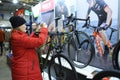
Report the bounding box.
[35,22,47,32]
[40,22,47,28]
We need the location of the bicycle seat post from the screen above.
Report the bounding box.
[109,30,113,40]
[109,27,118,40]
[55,17,61,32]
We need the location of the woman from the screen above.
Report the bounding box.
[9,16,48,80]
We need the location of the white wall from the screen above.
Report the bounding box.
[119,0,120,39]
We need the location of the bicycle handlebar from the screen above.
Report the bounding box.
[65,13,90,26]
[82,17,118,32]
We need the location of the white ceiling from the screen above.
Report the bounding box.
[0,0,44,12]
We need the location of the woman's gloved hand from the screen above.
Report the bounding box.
[35,22,48,36]
[35,22,47,32]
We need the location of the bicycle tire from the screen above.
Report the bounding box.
[48,54,78,80]
[112,40,120,70]
[68,31,95,68]
[38,36,57,71]
[92,71,120,80]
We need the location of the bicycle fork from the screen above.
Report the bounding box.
[95,35,104,56]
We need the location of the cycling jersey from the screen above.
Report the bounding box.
[89,0,108,26]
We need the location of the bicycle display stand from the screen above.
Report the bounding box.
[42,54,103,80]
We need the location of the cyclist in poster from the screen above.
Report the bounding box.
[86,0,112,58]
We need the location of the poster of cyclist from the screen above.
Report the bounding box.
[76,0,118,70]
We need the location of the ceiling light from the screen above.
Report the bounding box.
[23,3,26,6]
[0,0,2,3]
[13,0,18,4]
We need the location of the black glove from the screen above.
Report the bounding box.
[34,32,40,36]
[100,23,109,30]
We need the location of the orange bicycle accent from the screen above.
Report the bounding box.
[107,40,112,49]
[95,37,104,56]
[93,31,98,37]
[93,31,104,56]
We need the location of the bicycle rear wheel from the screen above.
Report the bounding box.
[68,31,95,68]
[112,40,120,70]
[92,71,120,80]
[48,54,78,80]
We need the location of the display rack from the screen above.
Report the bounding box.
[42,54,103,80]
[7,52,104,80]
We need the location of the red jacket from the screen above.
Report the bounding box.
[10,28,48,80]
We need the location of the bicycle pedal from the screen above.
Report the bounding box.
[109,48,114,55]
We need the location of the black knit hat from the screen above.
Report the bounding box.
[9,16,26,28]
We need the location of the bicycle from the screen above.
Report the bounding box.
[38,17,78,80]
[82,17,118,58]
[112,40,120,70]
[63,14,95,68]
[92,70,120,80]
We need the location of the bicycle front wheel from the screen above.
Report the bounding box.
[92,71,120,80]
[112,40,120,70]
[68,31,95,68]
[48,54,78,80]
